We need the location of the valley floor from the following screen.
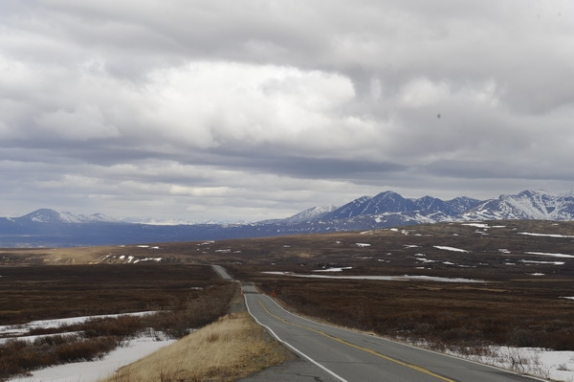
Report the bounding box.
[4,311,574,382]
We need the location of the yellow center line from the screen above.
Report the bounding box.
[258,299,455,382]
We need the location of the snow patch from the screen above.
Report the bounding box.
[519,232,574,238]
[462,223,489,228]
[519,260,565,265]
[442,346,574,382]
[525,252,574,258]
[433,246,470,253]
[0,331,81,345]
[7,335,175,382]
[313,267,353,272]
[261,272,484,283]
[416,258,437,264]
[0,312,157,336]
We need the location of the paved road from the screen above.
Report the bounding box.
[212,264,233,280]
[243,286,545,382]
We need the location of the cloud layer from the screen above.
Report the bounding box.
[1,1,574,221]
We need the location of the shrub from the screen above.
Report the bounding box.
[0,281,237,381]
[56,336,118,362]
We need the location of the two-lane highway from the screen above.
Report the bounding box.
[243,286,544,382]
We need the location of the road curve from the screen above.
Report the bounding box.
[243,286,545,382]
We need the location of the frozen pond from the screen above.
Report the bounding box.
[262,271,485,283]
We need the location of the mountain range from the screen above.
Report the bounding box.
[2,190,574,248]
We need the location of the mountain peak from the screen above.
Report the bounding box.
[274,205,338,224]
[16,209,121,224]
[374,190,401,199]
[19,209,72,223]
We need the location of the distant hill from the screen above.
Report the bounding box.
[2,190,574,248]
[16,209,121,224]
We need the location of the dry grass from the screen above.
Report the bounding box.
[102,312,294,382]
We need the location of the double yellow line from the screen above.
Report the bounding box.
[258,299,455,382]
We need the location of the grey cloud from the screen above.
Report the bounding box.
[204,153,407,180]
[1,1,574,220]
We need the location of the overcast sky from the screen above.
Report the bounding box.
[1,1,573,222]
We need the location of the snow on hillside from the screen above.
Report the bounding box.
[17,209,121,224]
[464,190,574,221]
[286,205,338,223]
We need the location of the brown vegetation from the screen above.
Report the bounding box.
[0,264,237,381]
[252,277,574,351]
[102,312,294,382]
[225,220,574,351]
[0,264,223,325]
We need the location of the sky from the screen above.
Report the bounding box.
[1,1,574,222]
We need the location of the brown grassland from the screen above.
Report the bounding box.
[2,219,574,380]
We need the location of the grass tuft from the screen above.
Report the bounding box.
[102,312,294,382]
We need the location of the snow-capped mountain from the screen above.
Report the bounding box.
[281,205,338,223]
[320,191,482,223]
[15,209,122,224]
[463,190,574,221]
[258,205,338,224]
[3,190,574,248]
[277,190,574,228]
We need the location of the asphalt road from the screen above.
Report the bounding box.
[212,264,234,280]
[243,285,545,382]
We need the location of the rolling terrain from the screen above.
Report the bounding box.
[2,219,574,380]
[2,220,574,349]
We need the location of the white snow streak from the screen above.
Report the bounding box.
[518,232,574,238]
[525,252,574,259]
[261,272,484,283]
[433,246,470,253]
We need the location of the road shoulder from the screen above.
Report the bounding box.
[237,357,341,382]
